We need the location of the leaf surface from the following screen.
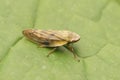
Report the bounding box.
[0,0,120,80]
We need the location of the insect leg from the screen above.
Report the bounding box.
[46,47,57,57]
[64,44,80,62]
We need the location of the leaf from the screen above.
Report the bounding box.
[0,0,120,80]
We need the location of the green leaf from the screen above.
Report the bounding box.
[0,0,120,80]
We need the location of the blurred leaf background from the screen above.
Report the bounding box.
[0,0,120,80]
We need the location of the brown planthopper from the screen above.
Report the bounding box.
[22,29,80,62]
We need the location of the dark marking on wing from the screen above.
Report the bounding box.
[41,41,50,45]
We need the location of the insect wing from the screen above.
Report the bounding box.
[28,30,68,47]
[38,30,69,47]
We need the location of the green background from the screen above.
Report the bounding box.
[0,0,120,80]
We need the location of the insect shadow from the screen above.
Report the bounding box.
[46,47,65,54]
[45,44,80,62]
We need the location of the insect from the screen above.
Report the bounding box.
[22,29,80,62]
